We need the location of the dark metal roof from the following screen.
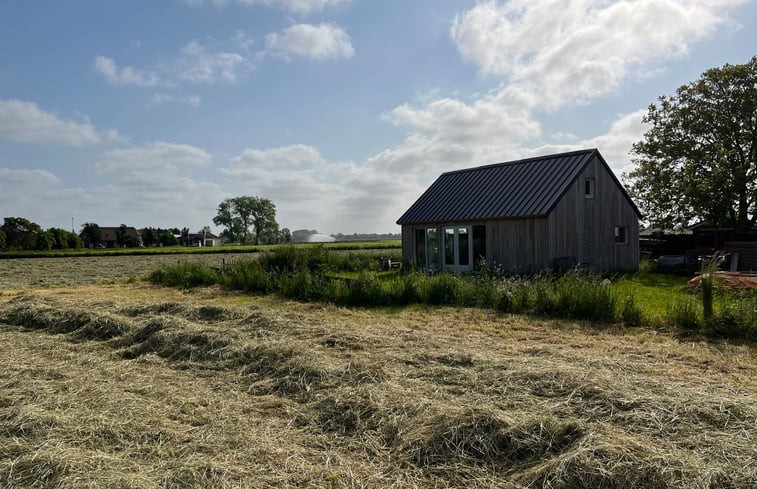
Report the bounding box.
[397,148,639,225]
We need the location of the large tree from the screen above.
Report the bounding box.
[213,196,279,245]
[1,217,42,250]
[81,222,102,248]
[624,56,756,233]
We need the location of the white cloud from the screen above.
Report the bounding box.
[230,144,324,168]
[177,40,251,83]
[95,141,212,176]
[528,110,649,175]
[146,93,202,109]
[184,0,348,15]
[450,0,746,110]
[94,39,253,88]
[93,56,161,87]
[265,23,354,60]
[0,99,124,146]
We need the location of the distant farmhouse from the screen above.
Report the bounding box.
[81,226,141,249]
[397,149,641,273]
[181,232,221,247]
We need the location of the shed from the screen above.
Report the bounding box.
[396,149,641,273]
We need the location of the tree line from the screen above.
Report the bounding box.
[0,217,83,251]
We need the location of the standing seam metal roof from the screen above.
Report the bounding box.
[396,149,639,225]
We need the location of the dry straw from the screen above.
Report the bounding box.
[1,285,756,488]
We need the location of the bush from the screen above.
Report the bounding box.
[554,273,616,323]
[347,272,387,306]
[222,260,271,293]
[620,296,643,326]
[149,263,219,288]
[666,296,701,331]
[428,274,461,305]
[706,293,757,340]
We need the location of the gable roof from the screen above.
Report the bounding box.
[396,148,640,225]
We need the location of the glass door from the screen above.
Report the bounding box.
[443,226,472,272]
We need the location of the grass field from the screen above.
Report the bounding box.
[0,240,401,259]
[1,282,756,488]
[0,253,256,288]
[1,254,755,487]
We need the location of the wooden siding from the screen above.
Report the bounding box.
[486,218,550,273]
[547,155,639,271]
[401,225,414,266]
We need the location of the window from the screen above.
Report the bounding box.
[414,228,425,266]
[473,225,487,270]
[426,227,439,270]
[584,178,595,199]
[442,226,473,271]
[614,226,628,244]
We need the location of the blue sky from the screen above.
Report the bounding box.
[1,0,755,234]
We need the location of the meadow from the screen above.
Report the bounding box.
[0,249,756,488]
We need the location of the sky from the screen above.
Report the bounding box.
[0,0,755,235]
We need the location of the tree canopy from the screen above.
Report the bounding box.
[213,196,281,245]
[624,56,756,233]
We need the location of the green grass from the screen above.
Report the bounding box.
[611,270,691,324]
[0,240,401,259]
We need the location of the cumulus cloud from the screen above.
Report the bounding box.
[93,56,161,87]
[94,39,253,89]
[176,40,251,83]
[146,93,202,109]
[95,141,212,176]
[0,99,124,146]
[527,110,649,175]
[265,23,354,60]
[230,144,324,168]
[450,0,746,109]
[183,0,349,15]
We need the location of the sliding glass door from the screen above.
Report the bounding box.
[443,226,472,272]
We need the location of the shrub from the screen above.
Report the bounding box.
[555,273,616,323]
[347,272,387,306]
[666,296,701,331]
[222,260,271,293]
[620,296,643,326]
[149,263,219,288]
[428,274,461,305]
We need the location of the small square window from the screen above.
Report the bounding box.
[584,178,595,198]
[614,226,628,244]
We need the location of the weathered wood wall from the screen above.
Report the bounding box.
[548,155,639,271]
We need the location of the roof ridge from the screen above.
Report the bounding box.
[440,148,597,176]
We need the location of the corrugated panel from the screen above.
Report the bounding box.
[397,149,596,224]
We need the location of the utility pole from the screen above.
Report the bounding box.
[71,217,74,234]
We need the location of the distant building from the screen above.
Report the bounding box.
[181,232,221,247]
[397,149,641,273]
[81,226,141,248]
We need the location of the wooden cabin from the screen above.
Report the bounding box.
[396,149,641,273]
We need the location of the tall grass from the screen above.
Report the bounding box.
[148,247,757,340]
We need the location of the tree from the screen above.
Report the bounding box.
[142,227,159,247]
[0,229,5,250]
[213,196,280,245]
[35,230,54,251]
[280,227,292,244]
[1,217,42,250]
[81,223,102,248]
[624,56,756,233]
[116,224,129,247]
[48,228,83,250]
[213,199,243,243]
[160,230,178,247]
